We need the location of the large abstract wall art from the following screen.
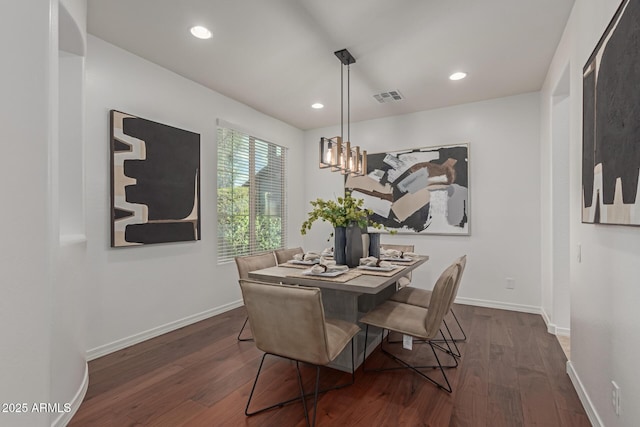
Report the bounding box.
[110,110,201,247]
[345,143,469,235]
[582,0,640,226]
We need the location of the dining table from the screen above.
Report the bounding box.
[247,254,429,372]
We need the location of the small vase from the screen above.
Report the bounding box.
[345,221,364,268]
[368,233,380,258]
[334,226,347,266]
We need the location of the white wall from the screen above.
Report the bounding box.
[0,2,54,426]
[541,0,640,425]
[303,93,542,311]
[50,1,90,424]
[84,35,305,356]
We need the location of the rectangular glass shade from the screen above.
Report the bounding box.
[319,136,342,168]
[335,140,350,172]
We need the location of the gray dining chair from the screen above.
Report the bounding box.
[240,279,360,427]
[274,247,304,264]
[390,255,468,343]
[234,252,277,341]
[380,243,415,288]
[359,258,463,393]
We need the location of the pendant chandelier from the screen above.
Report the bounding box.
[319,48,367,176]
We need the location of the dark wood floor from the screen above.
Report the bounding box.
[70,304,591,426]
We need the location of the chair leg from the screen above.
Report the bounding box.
[237,316,254,342]
[245,350,356,421]
[386,319,461,358]
[295,361,310,427]
[364,328,457,393]
[450,308,467,342]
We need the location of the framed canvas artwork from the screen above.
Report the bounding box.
[582,0,640,226]
[110,110,201,247]
[345,143,469,235]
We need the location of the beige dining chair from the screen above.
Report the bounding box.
[380,243,415,288]
[390,255,468,343]
[359,258,463,393]
[234,252,277,341]
[274,247,304,264]
[240,279,360,427]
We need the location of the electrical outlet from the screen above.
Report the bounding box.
[506,277,515,290]
[612,381,620,415]
[506,278,515,289]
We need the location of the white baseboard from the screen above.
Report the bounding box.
[567,361,603,427]
[541,307,571,336]
[86,300,244,361]
[454,297,541,314]
[51,363,88,427]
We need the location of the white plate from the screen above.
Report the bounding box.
[381,256,413,262]
[358,265,397,272]
[288,259,321,265]
[301,268,347,277]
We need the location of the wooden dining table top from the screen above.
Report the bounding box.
[247,255,429,295]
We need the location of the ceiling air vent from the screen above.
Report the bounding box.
[373,90,404,103]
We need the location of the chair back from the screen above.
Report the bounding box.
[235,252,277,279]
[424,260,462,338]
[451,255,467,301]
[274,247,304,265]
[380,244,415,253]
[381,244,415,283]
[239,279,333,366]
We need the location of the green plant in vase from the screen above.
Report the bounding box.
[301,191,392,266]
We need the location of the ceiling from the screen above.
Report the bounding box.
[87,0,575,130]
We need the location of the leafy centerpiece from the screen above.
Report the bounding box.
[301,191,388,266]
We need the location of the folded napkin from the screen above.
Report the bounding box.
[381,249,417,258]
[310,263,349,274]
[293,251,321,261]
[321,247,334,255]
[359,257,392,268]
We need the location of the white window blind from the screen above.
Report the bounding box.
[217,124,287,263]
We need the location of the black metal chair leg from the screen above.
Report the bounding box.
[450,308,467,341]
[246,348,357,421]
[237,316,254,342]
[295,361,310,427]
[364,329,457,393]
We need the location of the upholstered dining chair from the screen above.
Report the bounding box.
[274,247,304,265]
[380,243,415,288]
[239,279,360,427]
[234,252,277,341]
[390,255,468,343]
[359,259,463,393]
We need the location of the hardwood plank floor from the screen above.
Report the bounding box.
[70,304,590,426]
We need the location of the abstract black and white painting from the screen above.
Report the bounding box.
[582,0,640,226]
[345,143,469,235]
[110,110,201,247]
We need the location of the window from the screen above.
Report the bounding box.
[217,123,287,263]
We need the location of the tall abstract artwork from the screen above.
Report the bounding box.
[110,110,201,247]
[582,0,640,226]
[345,143,469,235]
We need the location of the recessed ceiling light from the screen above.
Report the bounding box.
[311,103,324,109]
[190,26,212,40]
[449,72,467,81]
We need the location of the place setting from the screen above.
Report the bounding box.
[281,252,323,268]
[379,247,421,265]
[287,258,363,282]
[357,256,406,276]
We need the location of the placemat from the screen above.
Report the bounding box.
[357,265,407,277]
[380,256,422,266]
[279,262,312,269]
[287,269,363,283]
